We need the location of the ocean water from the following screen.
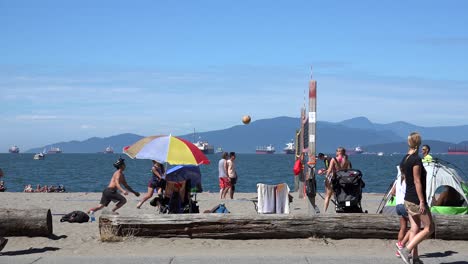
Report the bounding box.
[1,153,467,193]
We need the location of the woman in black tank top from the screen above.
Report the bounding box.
[396,132,434,264]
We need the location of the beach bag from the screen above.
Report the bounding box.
[305,178,316,198]
[60,210,90,223]
[293,159,302,176]
[210,203,230,213]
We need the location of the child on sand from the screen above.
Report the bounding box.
[87,158,140,215]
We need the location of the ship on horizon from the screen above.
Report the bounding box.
[347,146,364,155]
[193,141,214,154]
[192,129,214,154]
[9,145,20,153]
[256,144,275,154]
[448,145,468,155]
[283,141,295,154]
[47,147,62,154]
[215,147,223,154]
[104,146,114,154]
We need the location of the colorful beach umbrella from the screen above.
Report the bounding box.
[123,135,210,165]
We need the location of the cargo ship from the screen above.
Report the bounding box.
[283,141,295,154]
[47,147,62,154]
[194,141,214,154]
[9,145,20,153]
[448,146,468,155]
[256,144,275,154]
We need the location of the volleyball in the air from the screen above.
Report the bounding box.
[242,115,251,124]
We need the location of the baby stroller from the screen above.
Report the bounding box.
[331,169,365,213]
[150,165,201,214]
[149,179,200,214]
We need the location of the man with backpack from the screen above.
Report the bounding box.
[87,158,140,215]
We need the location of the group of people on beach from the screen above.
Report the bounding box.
[217,152,238,199]
[82,132,435,264]
[87,151,240,215]
[23,184,66,193]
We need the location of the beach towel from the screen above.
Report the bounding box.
[275,183,290,214]
[257,183,276,213]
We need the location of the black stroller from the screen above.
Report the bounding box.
[331,169,365,213]
[149,179,199,214]
[149,165,201,214]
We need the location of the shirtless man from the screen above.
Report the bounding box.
[88,158,140,215]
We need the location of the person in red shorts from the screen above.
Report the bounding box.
[218,152,230,199]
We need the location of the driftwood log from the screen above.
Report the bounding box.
[99,213,468,241]
[0,208,53,237]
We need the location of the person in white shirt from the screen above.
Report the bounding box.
[218,152,229,199]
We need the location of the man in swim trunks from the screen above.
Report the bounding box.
[88,158,140,215]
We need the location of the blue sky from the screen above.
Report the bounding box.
[1,1,468,151]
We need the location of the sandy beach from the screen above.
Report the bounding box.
[1,191,468,262]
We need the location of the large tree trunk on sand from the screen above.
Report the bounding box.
[99,213,468,241]
[0,208,53,237]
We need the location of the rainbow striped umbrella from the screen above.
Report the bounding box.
[123,135,210,165]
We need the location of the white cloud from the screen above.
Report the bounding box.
[16,115,58,120]
[80,124,96,129]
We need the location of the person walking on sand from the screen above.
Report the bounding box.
[226,152,238,199]
[390,168,411,258]
[88,158,140,215]
[218,152,230,199]
[0,168,8,253]
[324,147,351,212]
[397,132,434,264]
[136,160,166,209]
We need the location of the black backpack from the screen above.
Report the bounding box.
[60,211,90,223]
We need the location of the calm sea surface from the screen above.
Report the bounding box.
[1,153,467,193]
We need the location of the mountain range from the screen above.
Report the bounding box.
[27,116,468,154]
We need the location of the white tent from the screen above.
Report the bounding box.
[380,160,468,214]
[424,161,468,206]
[394,162,468,206]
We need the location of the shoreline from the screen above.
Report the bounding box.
[1,192,467,260]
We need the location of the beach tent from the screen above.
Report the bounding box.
[380,160,468,215]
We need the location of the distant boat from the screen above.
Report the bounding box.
[377,152,384,156]
[9,145,20,153]
[193,141,214,154]
[256,144,275,154]
[448,145,468,155]
[47,147,62,154]
[283,141,295,154]
[215,147,223,154]
[192,129,214,154]
[104,146,114,154]
[347,146,364,155]
[33,152,45,160]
